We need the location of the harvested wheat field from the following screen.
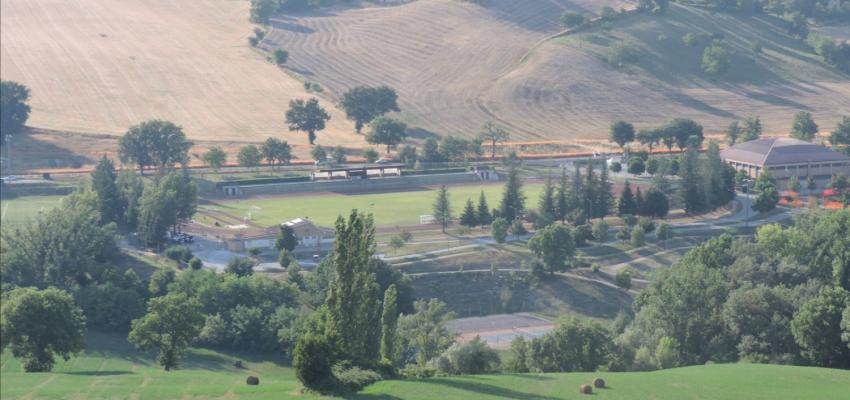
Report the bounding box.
[0,0,356,145]
[265,1,850,140]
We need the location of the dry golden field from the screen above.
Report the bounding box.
[265,1,850,140]
[0,0,358,146]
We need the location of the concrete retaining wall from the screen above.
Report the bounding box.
[235,172,483,197]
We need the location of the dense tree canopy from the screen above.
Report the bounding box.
[366,117,407,153]
[286,98,330,145]
[340,86,400,133]
[118,120,191,175]
[129,293,205,370]
[0,80,31,143]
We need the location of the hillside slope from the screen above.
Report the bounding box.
[266,1,849,140]
[0,0,357,145]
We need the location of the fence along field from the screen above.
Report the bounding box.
[0,0,355,145]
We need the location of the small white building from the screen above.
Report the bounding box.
[224,218,334,253]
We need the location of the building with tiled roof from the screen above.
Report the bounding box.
[720,137,850,190]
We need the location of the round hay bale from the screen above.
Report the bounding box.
[580,384,592,394]
[234,360,244,368]
[593,377,606,388]
[246,376,259,386]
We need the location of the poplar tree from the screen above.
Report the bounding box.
[597,164,613,218]
[433,186,452,232]
[556,167,569,222]
[680,147,706,214]
[635,187,645,216]
[618,181,637,216]
[324,210,382,364]
[380,285,400,365]
[91,156,123,225]
[583,163,598,220]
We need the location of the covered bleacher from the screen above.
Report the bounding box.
[310,163,405,181]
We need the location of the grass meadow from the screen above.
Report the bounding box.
[3,332,849,400]
[200,183,545,228]
[0,195,65,226]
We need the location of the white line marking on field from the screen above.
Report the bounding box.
[1,202,9,221]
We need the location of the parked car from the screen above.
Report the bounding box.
[375,158,392,164]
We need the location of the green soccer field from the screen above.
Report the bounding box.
[0,195,66,226]
[3,332,849,400]
[200,183,545,228]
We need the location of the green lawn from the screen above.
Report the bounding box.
[3,332,849,400]
[0,195,66,226]
[201,183,544,227]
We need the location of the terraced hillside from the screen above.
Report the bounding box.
[0,0,356,145]
[265,1,850,140]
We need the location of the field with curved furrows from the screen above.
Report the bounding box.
[0,0,357,146]
[263,0,631,139]
[265,1,850,140]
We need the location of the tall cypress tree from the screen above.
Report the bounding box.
[539,175,556,220]
[324,210,382,364]
[380,284,399,365]
[556,167,569,222]
[91,156,123,225]
[500,165,525,222]
[635,187,645,216]
[460,198,478,227]
[597,164,613,218]
[618,180,637,216]
[704,141,726,209]
[477,191,492,226]
[569,164,584,221]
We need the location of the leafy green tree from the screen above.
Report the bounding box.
[137,181,177,248]
[788,175,801,193]
[0,80,31,144]
[500,165,525,222]
[366,117,407,153]
[1,288,86,372]
[276,224,298,252]
[119,120,191,175]
[117,171,144,229]
[363,148,379,163]
[618,181,638,216]
[505,337,530,372]
[421,137,442,162]
[646,158,659,176]
[398,145,417,165]
[340,86,400,133]
[324,210,382,364]
[655,337,680,369]
[293,331,338,391]
[398,299,457,366]
[610,120,635,150]
[752,170,779,213]
[311,145,327,162]
[560,12,585,27]
[643,188,669,218]
[237,145,262,171]
[628,158,645,175]
[261,138,292,169]
[286,98,330,145]
[722,285,798,363]
[791,287,850,368]
[726,121,740,145]
[668,118,704,151]
[491,217,509,244]
[740,116,762,142]
[679,147,706,214]
[829,116,850,156]
[249,0,278,24]
[433,185,452,232]
[438,136,470,162]
[380,285,400,365]
[630,225,646,247]
[592,220,609,242]
[0,192,118,289]
[527,317,612,372]
[147,268,176,297]
[478,121,509,160]
[528,224,575,275]
[202,146,227,172]
[91,156,123,225]
[331,146,346,164]
[226,257,255,277]
[459,198,478,227]
[75,282,145,332]
[273,48,289,65]
[477,191,492,226]
[539,175,556,220]
[437,336,500,375]
[615,268,633,290]
[702,44,730,75]
[129,293,205,371]
[791,111,818,141]
[637,129,660,153]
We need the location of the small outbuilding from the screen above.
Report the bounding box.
[720,137,850,190]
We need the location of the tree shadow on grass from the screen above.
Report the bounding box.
[61,370,134,376]
[418,377,563,400]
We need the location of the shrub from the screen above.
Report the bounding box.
[164,245,192,263]
[632,346,657,371]
[189,257,203,270]
[293,333,338,392]
[638,217,655,233]
[702,44,731,75]
[226,257,255,277]
[273,48,289,65]
[437,336,500,375]
[630,225,646,247]
[509,218,527,236]
[628,158,645,175]
[610,161,622,173]
[655,336,680,369]
[332,363,382,392]
[492,218,509,243]
[615,269,632,290]
[592,220,609,242]
[607,41,640,66]
[573,224,593,247]
[682,32,697,47]
[561,12,585,28]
